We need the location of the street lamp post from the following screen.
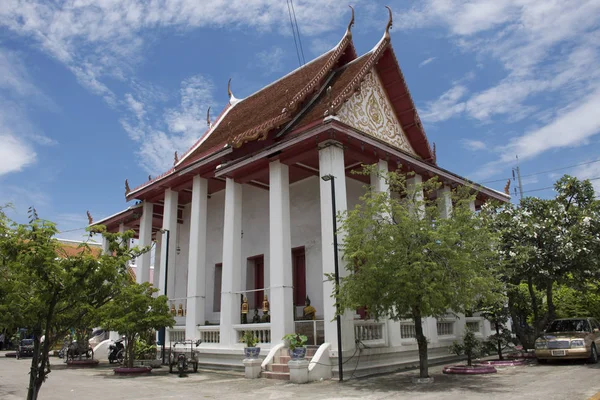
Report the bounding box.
[321,174,344,382]
[159,228,170,365]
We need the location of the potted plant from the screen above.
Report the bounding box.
[282,333,308,360]
[241,331,260,359]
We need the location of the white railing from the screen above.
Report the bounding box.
[233,323,271,344]
[167,327,186,344]
[354,320,387,347]
[400,320,417,339]
[197,326,220,344]
[436,320,455,336]
[295,320,325,346]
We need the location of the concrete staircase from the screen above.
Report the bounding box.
[262,346,318,380]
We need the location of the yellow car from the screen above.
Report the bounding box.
[535,318,600,364]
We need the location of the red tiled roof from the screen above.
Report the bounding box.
[179,33,356,164]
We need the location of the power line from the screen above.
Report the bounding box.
[481,158,600,185]
[289,0,306,65]
[286,0,302,66]
[522,176,600,194]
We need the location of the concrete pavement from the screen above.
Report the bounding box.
[1,352,600,400]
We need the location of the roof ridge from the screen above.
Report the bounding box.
[176,103,232,167]
[326,37,390,117]
[229,32,355,148]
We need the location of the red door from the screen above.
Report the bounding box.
[292,248,306,306]
[254,256,264,309]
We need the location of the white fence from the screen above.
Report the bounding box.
[197,326,220,344]
[354,320,387,347]
[233,323,271,344]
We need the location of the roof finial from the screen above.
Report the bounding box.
[174,151,179,165]
[86,210,93,225]
[345,6,355,37]
[206,106,211,128]
[385,5,393,39]
[228,78,240,105]
[125,179,131,196]
[504,179,511,195]
[432,142,436,162]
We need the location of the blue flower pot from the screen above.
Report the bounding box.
[244,347,261,359]
[289,347,307,360]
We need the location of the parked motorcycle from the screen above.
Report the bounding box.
[108,338,125,364]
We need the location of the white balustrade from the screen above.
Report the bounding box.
[197,326,220,344]
[436,320,455,337]
[167,327,186,344]
[354,320,387,347]
[400,320,417,339]
[233,323,271,344]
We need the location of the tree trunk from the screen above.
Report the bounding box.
[546,282,556,324]
[127,335,136,368]
[496,321,503,361]
[413,312,429,378]
[527,276,539,338]
[508,291,527,350]
[27,329,41,400]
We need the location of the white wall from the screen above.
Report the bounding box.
[175,174,367,324]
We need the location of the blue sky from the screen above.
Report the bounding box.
[0,0,599,241]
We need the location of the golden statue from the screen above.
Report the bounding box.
[241,296,249,314]
[170,304,176,315]
[177,304,184,317]
[303,296,316,320]
[262,295,270,313]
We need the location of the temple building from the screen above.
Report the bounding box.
[92,8,509,378]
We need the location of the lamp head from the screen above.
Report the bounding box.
[321,174,335,182]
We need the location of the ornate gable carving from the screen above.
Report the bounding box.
[337,71,415,154]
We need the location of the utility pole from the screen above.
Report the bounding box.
[512,155,524,199]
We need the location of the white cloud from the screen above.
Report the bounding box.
[419,57,436,67]
[0,48,56,177]
[121,74,216,174]
[407,0,600,129]
[0,1,358,175]
[498,88,600,163]
[461,139,487,151]
[254,47,285,75]
[0,134,36,175]
[421,85,468,123]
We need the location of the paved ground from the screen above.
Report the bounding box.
[1,352,600,400]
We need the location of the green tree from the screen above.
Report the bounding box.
[450,329,483,366]
[100,281,174,368]
[333,169,501,378]
[0,207,143,400]
[487,175,600,341]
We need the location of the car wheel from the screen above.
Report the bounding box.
[537,358,547,364]
[589,344,598,364]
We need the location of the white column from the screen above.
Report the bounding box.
[438,185,452,219]
[406,174,424,218]
[154,234,162,289]
[186,175,209,340]
[370,159,389,194]
[318,141,355,354]
[159,189,178,298]
[469,199,477,213]
[269,160,294,344]
[137,201,153,284]
[101,236,110,255]
[219,178,243,346]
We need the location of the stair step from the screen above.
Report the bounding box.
[271,363,289,373]
[262,371,290,380]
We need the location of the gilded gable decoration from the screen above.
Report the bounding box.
[337,71,415,154]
